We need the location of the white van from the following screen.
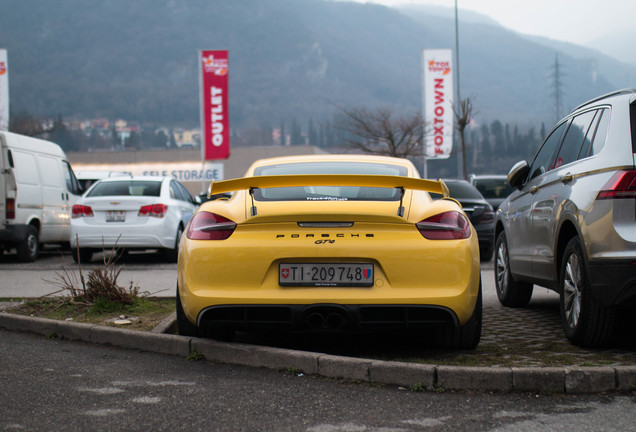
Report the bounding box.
[0,131,83,261]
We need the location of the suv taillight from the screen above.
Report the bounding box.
[416,211,471,240]
[6,198,15,219]
[139,204,168,218]
[186,211,236,240]
[596,170,636,200]
[72,204,93,218]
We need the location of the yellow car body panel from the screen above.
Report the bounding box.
[177,154,481,340]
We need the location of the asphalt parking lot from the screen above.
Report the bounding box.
[1,246,635,371]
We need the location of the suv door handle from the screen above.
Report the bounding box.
[561,173,573,183]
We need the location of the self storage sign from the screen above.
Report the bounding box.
[200,50,230,160]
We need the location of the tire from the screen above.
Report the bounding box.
[559,237,615,347]
[480,246,493,262]
[176,286,198,337]
[435,279,483,350]
[72,248,93,264]
[494,231,533,307]
[163,225,183,263]
[16,225,39,262]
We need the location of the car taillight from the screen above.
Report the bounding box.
[139,204,168,218]
[72,204,93,218]
[596,170,636,200]
[479,210,495,224]
[6,198,15,219]
[416,211,471,240]
[186,211,236,240]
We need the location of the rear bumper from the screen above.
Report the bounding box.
[71,224,175,249]
[0,224,29,245]
[197,303,459,333]
[589,259,636,307]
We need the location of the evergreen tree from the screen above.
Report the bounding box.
[50,115,76,151]
[308,118,318,147]
[279,120,285,146]
[491,120,505,157]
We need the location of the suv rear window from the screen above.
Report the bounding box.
[252,162,407,202]
[87,180,162,197]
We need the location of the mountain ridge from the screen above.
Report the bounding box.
[1,0,634,130]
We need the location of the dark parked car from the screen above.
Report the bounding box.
[441,179,495,262]
[494,89,636,347]
[469,174,515,210]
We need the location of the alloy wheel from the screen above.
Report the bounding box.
[495,239,508,292]
[562,253,582,329]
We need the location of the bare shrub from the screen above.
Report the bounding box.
[47,238,140,306]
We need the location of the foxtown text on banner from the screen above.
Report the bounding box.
[200,50,230,160]
[0,49,9,131]
[423,49,453,159]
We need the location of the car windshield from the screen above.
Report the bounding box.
[252,162,408,201]
[473,178,514,200]
[444,181,484,200]
[86,180,162,197]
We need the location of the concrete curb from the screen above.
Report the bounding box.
[1,312,634,394]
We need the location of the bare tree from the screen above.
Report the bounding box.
[9,111,54,137]
[453,97,474,180]
[334,106,425,158]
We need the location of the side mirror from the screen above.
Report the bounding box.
[507,161,529,189]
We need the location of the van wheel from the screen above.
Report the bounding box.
[72,248,93,264]
[560,237,615,347]
[16,225,39,262]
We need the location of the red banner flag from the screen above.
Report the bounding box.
[200,50,230,160]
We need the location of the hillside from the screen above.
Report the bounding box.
[1,0,634,130]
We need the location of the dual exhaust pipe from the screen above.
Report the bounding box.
[304,309,349,330]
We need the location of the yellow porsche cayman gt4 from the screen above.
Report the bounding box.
[177,155,482,348]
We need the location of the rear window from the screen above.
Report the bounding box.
[252,162,408,202]
[472,178,514,200]
[86,180,162,197]
[444,181,484,200]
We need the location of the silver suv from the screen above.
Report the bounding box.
[494,89,636,347]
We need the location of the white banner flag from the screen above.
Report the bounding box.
[423,49,453,159]
[0,49,8,131]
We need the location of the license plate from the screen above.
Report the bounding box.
[106,211,126,222]
[279,263,374,287]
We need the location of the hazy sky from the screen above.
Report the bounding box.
[344,0,634,45]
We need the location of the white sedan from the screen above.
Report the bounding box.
[70,176,197,263]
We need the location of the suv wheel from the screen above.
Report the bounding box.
[559,237,615,347]
[494,231,533,307]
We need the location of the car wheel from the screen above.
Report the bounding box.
[176,286,197,337]
[494,231,533,307]
[72,248,93,264]
[164,225,183,263]
[112,247,128,262]
[559,237,615,347]
[16,225,39,262]
[480,246,493,262]
[434,279,482,350]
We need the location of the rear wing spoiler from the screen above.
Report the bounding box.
[208,174,449,197]
[207,174,449,217]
